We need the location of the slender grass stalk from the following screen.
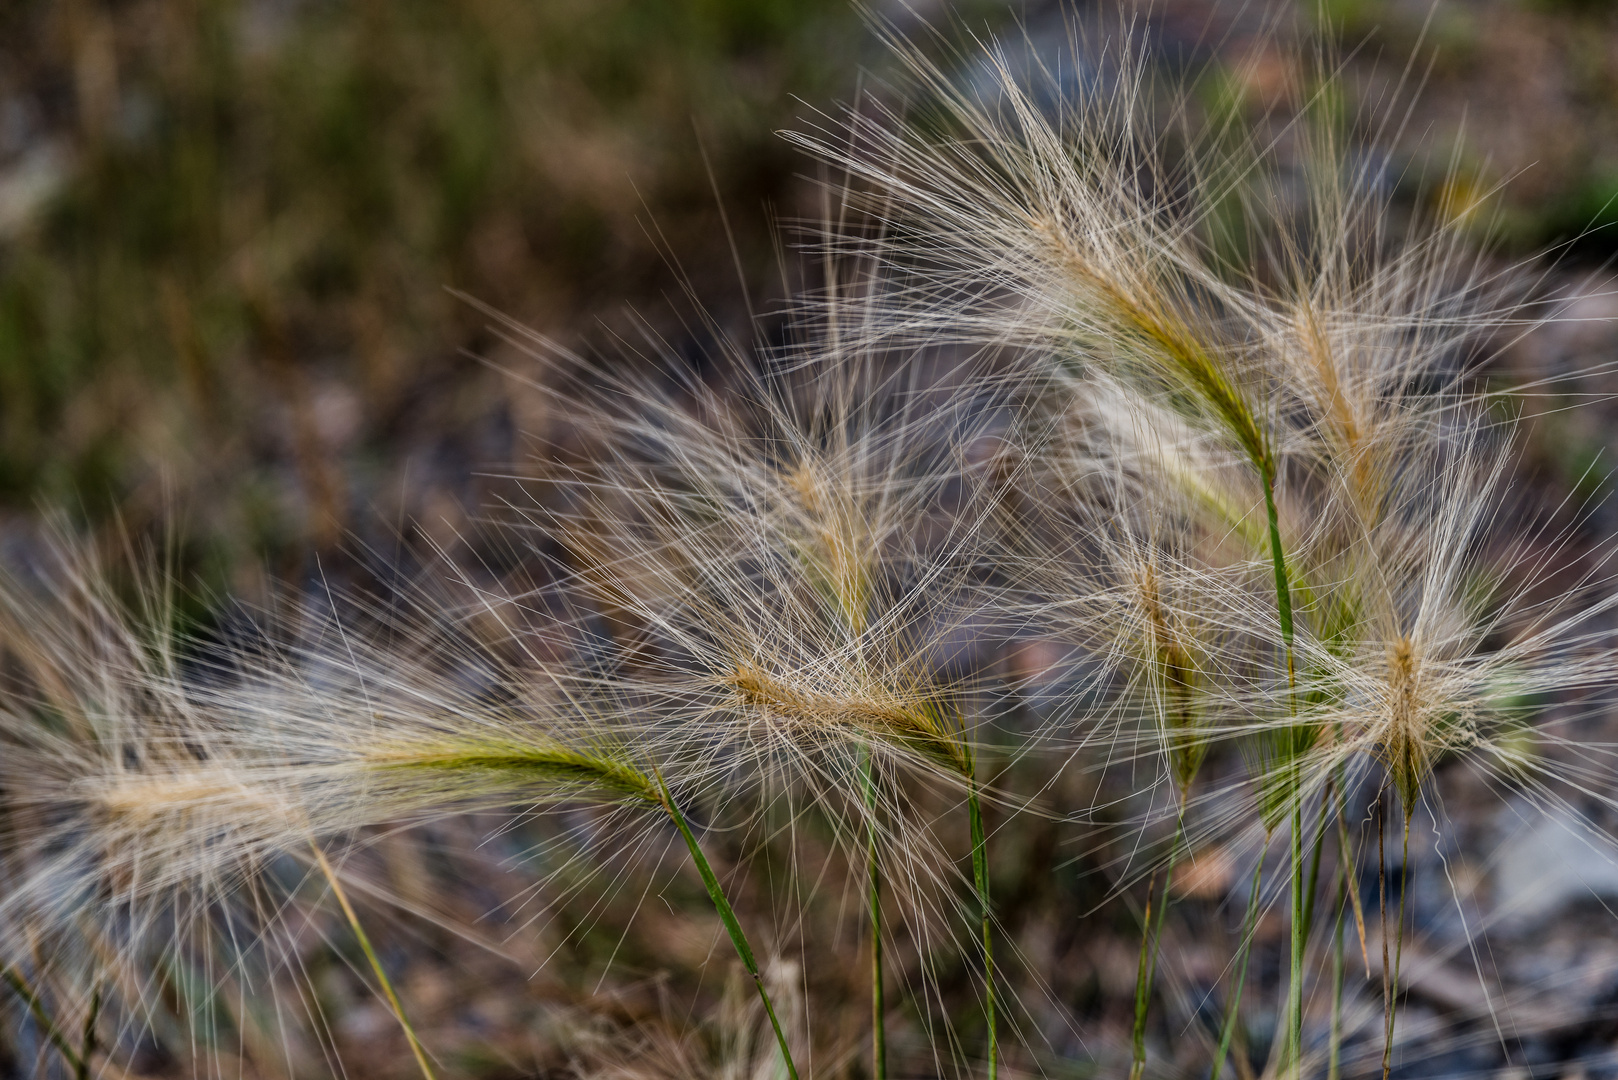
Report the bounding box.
[1262,469,1305,1079]
[1328,768,1352,1080]
[1382,813,1413,1080]
[1289,789,1341,1074]
[1128,867,1160,1080]
[1336,790,1371,975]
[1377,790,1392,1080]
[1262,478,1296,685]
[727,664,986,1077]
[1127,555,1207,1080]
[310,843,439,1080]
[1210,845,1268,1080]
[1,965,84,1076]
[363,742,803,1077]
[76,981,101,1080]
[658,777,802,1080]
[1130,807,1187,1080]
[1288,789,1305,1078]
[1329,869,1346,1080]
[1301,781,1335,940]
[859,747,886,1080]
[967,777,996,1080]
[782,451,890,1079]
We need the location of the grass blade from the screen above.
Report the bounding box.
[76,981,101,1080]
[2,965,84,1076]
[1210,844,1267,1080]
[1382,812,1413,1080]
[309,843,438,1080]
[658,779,801,1080]
[1129,867,1160,1080]
[1289,791,1305,1077]
[1330,869,1346,1080]
[1130,811,1187,1080]
[968,779,996,1080]
[860,748,886,1080]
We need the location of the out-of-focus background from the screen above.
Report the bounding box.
[8,1,1618,1077]
[4,0,1618,591]
[0,0,885,591]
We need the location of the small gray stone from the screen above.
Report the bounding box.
[1492,809,1618,923]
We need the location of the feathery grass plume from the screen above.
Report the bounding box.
[788,39,1326,1066]
[784,18,1301,659]
[1120,550,1202,1080]
[475,286,1027,1077]
[997,393,1264,1077]
[0,548,339,1076]
[0,530,811,1079]
[13,10,1618,1080]
[0,531,341,1079]
[197,568,820,1080]
[1209,68,1524,1080]
[1250,93,1573,1077]
[785,13,1618,1077]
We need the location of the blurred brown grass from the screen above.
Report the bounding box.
[0,0,883,587]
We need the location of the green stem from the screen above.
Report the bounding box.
[1130,808,1188,1080]
[1262,470,1295,677]
[2,966,84,1075]
[1329,769,1351,1080]
[968,779,996,1080]
[1329,869,1346,1080]
[311,844,438,1080]
[1210,843,1268,1080]
[660,780,801,1080]
[1263,465,1303,1079]
[1382,814,1412,1080]
[1301,780,1334,941]
[860,748,886,1080]
[1129,868,1160,1080]
[1377,791,1391,1080]
[1288,787,1305,1078]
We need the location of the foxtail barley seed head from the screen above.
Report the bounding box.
[9,14,1618,1080]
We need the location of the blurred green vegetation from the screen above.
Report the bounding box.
[0,0,869,585]
[1196,0,1618,267]
[4,0,1618,591]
